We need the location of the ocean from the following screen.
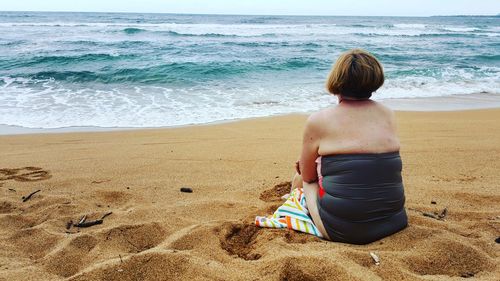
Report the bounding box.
[0,12,499,130]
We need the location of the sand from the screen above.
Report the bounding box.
[0,109,499,280]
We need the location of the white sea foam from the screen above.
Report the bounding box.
[1,72,498,129]
[0,22,493,37]
[1,14,498,130]
[440,26,479,32]
[393,23,426,29]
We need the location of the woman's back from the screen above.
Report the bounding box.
[314,99,400,156]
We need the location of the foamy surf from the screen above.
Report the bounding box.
[0,12,499,130]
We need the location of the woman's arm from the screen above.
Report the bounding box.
[302,181,330,239]
[299,114,322,183]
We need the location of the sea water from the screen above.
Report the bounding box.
[0,12,498,129]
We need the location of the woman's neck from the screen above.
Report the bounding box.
[338,95,370,104]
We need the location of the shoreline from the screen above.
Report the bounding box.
[2,92,500,136]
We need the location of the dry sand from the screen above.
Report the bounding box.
[0,109,499,280]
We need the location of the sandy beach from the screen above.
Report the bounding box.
[0,108,499,280]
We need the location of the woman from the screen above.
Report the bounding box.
[295,49,408,244]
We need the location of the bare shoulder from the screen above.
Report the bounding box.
[305,108,332,135]
[307,108,326,123]
[373,101,396,119]
[372,100,392,111]
[307,107,335,125]
[372,101,399,134]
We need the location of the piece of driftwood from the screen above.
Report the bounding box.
[416,206,448,221]
[101,212,113,220]
[74,219,103,228]
[461,272,475,278]
[22,189,41,202]
[423,212,439,219]
[78,215,87,225]
[370,252,380,265]
[73,212,112,228]
[180,187,193,193]
[91,179,111,184]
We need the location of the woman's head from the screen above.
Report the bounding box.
[326,49,384,99]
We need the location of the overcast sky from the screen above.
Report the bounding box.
[0,0,499,16]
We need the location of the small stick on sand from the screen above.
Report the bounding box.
[408,207,445,220]
[22,189,41,202]
[74,219,103,228]
[370,252,380,265]
[423,212,439,219]
[8,188,16,192]
[91,179,111,184]
[78,215,87,225]
[101,212,113,220]
[74,211,112,228]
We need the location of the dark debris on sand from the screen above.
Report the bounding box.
[180,187,193,193]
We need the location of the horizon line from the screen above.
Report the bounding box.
[0,10,499,18]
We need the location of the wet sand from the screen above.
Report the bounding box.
[0,109,499,280]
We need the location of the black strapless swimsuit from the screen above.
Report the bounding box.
[316,151,408,244]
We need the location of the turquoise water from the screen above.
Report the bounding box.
[0,12,499,128]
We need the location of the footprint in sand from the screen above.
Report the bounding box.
[0,213,37,230]
[69,252,190,281]
[259,181,291,202]
[8,228,60,260]
[218,222,261,260]
[100,222,166,254]
[168,225,210,251]
[95,190,131,208]
[281,230,321,244]
[0,167,51,182]
[405,239,494,278]
[0,201,16,214]
[277,256,352,281]
[45,234,98,277]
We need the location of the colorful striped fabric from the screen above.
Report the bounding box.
[255,188,323,238]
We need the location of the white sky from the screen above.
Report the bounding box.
[0,0,499,16]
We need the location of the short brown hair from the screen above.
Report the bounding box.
[326,49,384,99]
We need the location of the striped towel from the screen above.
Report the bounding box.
[255,188,323,238]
